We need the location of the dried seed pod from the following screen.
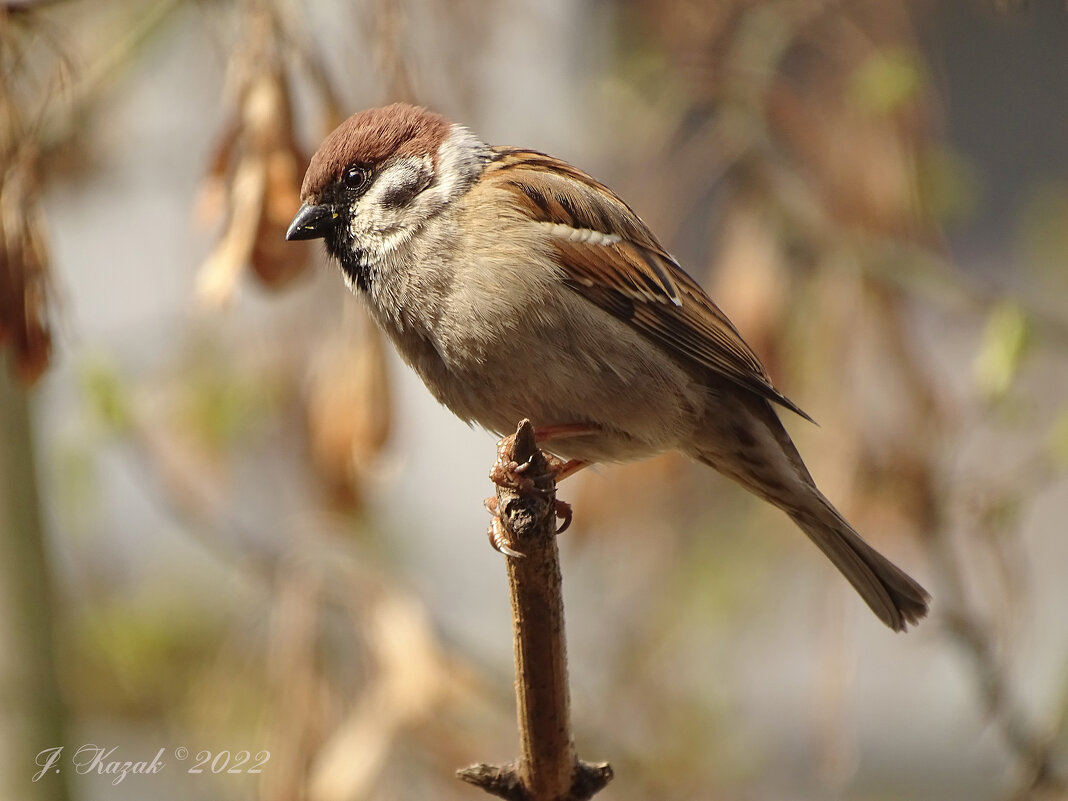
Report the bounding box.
[250,111,311,288]
[0,151,53,385]
[306,308,393,509]
[196,6,314,304]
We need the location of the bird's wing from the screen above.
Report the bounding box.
[485,148,812,421]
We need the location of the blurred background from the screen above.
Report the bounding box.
[2,0,1067,799]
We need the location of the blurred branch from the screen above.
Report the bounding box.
[860,283,1068,798]
[646,9,1068,790]
[459,421,612,801]
[925,462,1068,800]
[0,369,70,801]
[850,233,1068,353]
[863,252,1068,799]
[4,0,185,152]
[2,0,70,13]
[370,0,415,102]
[943,609,1065,799]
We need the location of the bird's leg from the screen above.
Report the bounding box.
[551,458,591,483]
[488,451,580,536]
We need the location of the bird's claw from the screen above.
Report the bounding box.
[553,498,573,534]
[485,487,573,560]
[485,496,526,558]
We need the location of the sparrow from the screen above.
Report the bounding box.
[286,103,930,631]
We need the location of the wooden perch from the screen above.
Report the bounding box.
[458,420,612,801]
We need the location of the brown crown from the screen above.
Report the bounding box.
[300,103,452,200]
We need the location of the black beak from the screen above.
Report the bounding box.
[285,203,337,241]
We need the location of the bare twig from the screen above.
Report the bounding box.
[458,420,612,801]
[926,497,1068,799]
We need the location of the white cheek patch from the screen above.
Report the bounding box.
[348,127,490,268]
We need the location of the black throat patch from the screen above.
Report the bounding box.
[324,227,373,293]
[334,245,373,293]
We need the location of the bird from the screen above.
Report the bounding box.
[286,102,930,631]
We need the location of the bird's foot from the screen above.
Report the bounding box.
[490,426,593,492]
[484,495,574,557]
[486,429,587,554]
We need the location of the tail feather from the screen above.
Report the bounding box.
[788,493,930,632]
[692,391,930,631]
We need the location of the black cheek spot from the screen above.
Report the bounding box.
[380,167,431,210]
[380,182,417,209]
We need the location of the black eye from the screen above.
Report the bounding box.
[342,164,369,191]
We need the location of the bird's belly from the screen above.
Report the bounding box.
[368,272,706,463]
[430,318,705,463]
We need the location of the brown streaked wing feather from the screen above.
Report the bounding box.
[486,148,813,422]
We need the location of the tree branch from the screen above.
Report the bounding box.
[458,420,612,801]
